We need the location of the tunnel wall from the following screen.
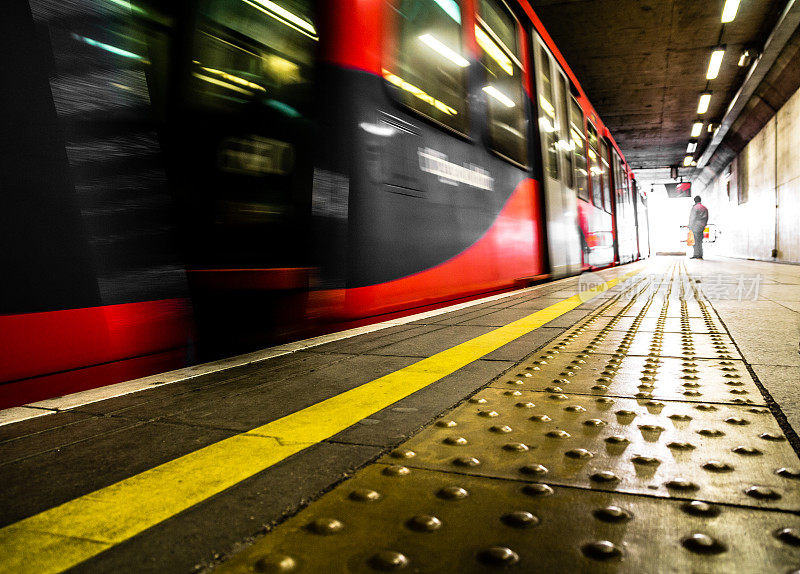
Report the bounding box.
[700,85,800,264]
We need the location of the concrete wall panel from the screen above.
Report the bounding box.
[778,182,800,262]
[777,87,800,188]
[700,86,800,264]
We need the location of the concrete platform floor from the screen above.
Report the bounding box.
[0,256,798,573]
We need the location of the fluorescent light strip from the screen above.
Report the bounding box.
[687,142,697,153]
[483,85,515,108]
[697,93,711,114]
[691,122,703,138]
[419,34,469,67]
[475,26,513,75]
[707,48,725,80]
[721,0,740,23]
[243,0,318,40]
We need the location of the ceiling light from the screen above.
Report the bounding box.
[419,34,469,67]
[691,122,703,138]
[697,92,712,114]
[707,123,715,133]
[721,0,740,23]
[687,141,697,153]
[683,156,693,167]
[707,48,725,80]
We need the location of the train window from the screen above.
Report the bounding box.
[558,75,573,187]
[623,166,632,212]
[586,124,601,207]
[600,140,611,211]
[537,43,558,180]
[479,0,518,56]
[570,97,589,201]
[587,121,598,150]
[620,159,628,210]
[477,0,527,165]
[386,0,469,134]
[619,157,629,215]
[193,0,318,116]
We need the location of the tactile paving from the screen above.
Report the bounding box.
[603,298,709,319]
[582,315,726,334]
[218,465,800,573]
[216,263,800,572]
[548,331,741,360]
[388,388,798,510]
[493,353,763,405]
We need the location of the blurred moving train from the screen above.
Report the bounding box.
[0,0,649,407]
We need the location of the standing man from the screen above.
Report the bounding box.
[688,195,709,259]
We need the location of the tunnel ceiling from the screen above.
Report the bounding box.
[529,0,788,172]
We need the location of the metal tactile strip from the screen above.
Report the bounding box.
[603,300,709,319]
[493,353,763,405]
[549,331,741,360]
[218,465,800,573]
[583,316,725,334]
[387,388,799,510]
[216,265,800,572]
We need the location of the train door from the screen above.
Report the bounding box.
[635,181,651,259]
[172,0,318,270]
[610,148,624,264]
[167,0,321,353]
[631,178,641,259]
[616,163,636,263]
[532,35,581,277]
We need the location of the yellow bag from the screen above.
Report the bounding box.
[687,230,695,246]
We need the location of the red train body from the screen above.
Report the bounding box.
[0,0,648,408]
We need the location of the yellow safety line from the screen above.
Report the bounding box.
[0,269,639,573]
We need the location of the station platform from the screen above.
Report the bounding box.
[1,256,799,573]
